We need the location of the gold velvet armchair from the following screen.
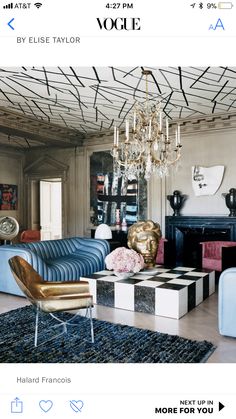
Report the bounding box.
[8,256,94,347]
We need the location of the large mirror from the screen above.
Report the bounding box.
[90,150,147,226]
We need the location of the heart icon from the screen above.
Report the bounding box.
[70,400,84,413]
[39,400,53,413]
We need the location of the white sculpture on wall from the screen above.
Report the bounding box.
[192,165,225,196]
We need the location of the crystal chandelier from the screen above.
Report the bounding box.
[111,70,182,181]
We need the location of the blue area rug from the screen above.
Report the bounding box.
[0,306,216,363]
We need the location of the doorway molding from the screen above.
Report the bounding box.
[24,154,69,237]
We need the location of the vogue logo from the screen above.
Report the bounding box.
[96,17,141,31]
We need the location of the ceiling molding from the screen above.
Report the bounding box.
[180,112,236,134]
[0,107,84,148]
[85,112,236,143]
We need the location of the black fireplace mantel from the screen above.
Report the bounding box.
[165,216,236,267]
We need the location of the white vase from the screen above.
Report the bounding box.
[114,271,134,279]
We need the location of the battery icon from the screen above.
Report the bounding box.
[218,2,234,8]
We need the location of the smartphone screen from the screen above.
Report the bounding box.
[0,1,235,418]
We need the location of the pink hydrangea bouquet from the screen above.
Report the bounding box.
[105,247,144,273]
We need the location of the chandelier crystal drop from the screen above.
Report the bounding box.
[111,70,182,181]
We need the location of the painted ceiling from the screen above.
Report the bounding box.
[0,66,236,149]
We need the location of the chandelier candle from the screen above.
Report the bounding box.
[126,120,129,142]
[149,119,152,139]
[133,111,136,130]
[159,111,162,131]
[116,128,119,146]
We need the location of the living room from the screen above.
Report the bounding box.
[0,66,236,363]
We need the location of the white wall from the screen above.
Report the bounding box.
[167,128,236,217]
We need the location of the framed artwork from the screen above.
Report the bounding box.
[0,184,18,210]
[90,151,147,225]
[96,173,138,225]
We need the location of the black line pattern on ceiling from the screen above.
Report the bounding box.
[0,66,236,139]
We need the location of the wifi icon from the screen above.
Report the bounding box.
[34,2,42,8]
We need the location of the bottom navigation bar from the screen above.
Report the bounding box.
[0,394,234,418]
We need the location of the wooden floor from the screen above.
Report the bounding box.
[0,289,235,363]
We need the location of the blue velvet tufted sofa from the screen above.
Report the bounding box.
[0,237,110,296]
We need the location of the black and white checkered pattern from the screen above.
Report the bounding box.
[82,266,215,319]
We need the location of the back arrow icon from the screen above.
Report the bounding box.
[8,18,15,30]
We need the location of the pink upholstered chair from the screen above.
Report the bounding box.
[20,230,40,243]
[200,241,236,272]
[156,238,168,265]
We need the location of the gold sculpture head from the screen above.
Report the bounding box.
[127,220,162,267]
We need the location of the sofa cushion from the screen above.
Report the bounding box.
[201,241,236,271]
[47,249,108,281]
[15,238,79,260]
[202,257,221,272]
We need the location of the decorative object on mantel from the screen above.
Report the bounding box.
[105,247,144,278]
[167,190,186,216]
[192,165,224,196]
[0,216,19,243]
[111,69,182,181]
[127,220,161,267]
[222,188,236,217]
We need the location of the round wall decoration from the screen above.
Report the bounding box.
[0,216,19,241]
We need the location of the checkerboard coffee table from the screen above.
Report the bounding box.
[82,266,215,319]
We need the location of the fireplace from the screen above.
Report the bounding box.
[165,216,236,267]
